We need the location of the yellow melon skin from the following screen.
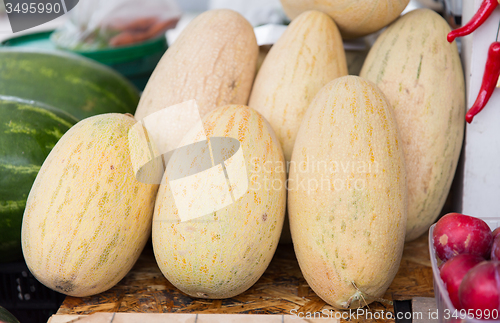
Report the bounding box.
[288,76,407,309]
[152,105,286,299]
[280,0,410,39]
[21,114,158,297]
[134,9,258,120]
[249,10,347,245]
[249,10,347,163]
[360,9,465,242]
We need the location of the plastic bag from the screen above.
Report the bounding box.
[51,0,182,50]
[209,0,287,26]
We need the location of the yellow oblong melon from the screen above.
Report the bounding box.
[248,10,347,162]
[280,0,410,39]
[152,105,286,299]
[360,9,465,241]
[134,9,258,120]
[21,114,158,297]
[288,76,407,309]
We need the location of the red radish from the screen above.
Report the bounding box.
[459,261,500,319]
[493,227,500,238]
[433,213,493,261]
[492,234,500,260]
[440,254,484,309]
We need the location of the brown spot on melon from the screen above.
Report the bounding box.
[55,280,75,293]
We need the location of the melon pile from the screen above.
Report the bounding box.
[20,1,465,310]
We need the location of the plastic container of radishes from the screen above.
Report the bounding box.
[429,217,500,323]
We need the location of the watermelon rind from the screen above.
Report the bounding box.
[0,48,140,120]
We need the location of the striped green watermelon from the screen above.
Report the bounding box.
[0,306,20,323]
[0,48,140,120]
[0,96,77,262]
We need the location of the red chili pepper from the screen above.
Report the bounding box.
[466,42,500,123]
[447,0,499,43]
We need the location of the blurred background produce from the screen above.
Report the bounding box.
[1,0,181,90]
[50,0,181,50]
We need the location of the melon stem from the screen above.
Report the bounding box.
[342,281,393,309]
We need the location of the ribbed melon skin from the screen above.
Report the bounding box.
[360,9,465,241]
[0,97,76,263]
[21,114,158,297]
[134,10,258,120]
[249,10,347,162]
[288,76,407,309]
[280,0,410,39]
[0,49,140,120]
[152,105,286,299]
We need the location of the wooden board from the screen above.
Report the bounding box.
[55,234,433,322]
[48,313,342,323]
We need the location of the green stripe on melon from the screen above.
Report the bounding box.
[0,306,20,323]
[0,49,140,120]
[0,97,76,262]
